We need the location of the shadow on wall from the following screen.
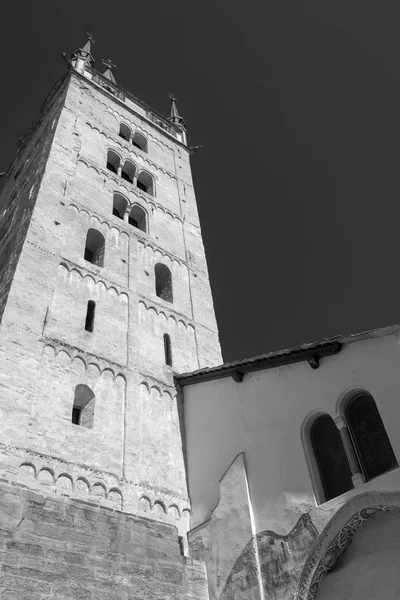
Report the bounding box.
[221,513,319,600]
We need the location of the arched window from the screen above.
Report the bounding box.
[72,384,95,428]
[155,264,173,303]
[106,150,120,174]
[85,301,95,332]
[84,229,105,267]
[113,193,128,220]
[129,205,147,232]
[164,334,172,366]
[345,392,398,481]
[132,132,148,153]
[137,171,154,196]
[119,123,131,142]
[310,414,353,502]
[121,160,136,183]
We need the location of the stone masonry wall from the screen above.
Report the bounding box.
[0,69,221,531]
[0,74,68,321]
[0,478,208,600]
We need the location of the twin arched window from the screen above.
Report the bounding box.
[119,124,148,153]
[308,392,397,503]
[106,150,154,196]
[112,193,147,232]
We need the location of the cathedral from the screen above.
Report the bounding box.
[0,36,399,600]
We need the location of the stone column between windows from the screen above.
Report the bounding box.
[117,166,122,177]
[124,208,130,222]
[334,416,365,486]
[133,174,138,186]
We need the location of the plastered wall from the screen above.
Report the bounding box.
[183,330,400,598]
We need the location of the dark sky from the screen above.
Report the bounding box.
[2,0,400,362]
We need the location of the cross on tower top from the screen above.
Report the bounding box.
[86,32,96,45]
[102,58,117,70]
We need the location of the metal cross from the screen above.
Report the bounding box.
[86,32,96,45]
[102,58,117,70]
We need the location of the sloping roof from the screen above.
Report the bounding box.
[175,323,400,386]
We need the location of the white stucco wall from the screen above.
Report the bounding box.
[183,329,400,534]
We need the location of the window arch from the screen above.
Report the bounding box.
[345,392,398,481]
[129,204,147,232]
[132,131,148,153]
[155,263,173,303]
[113,193,128,220]
[106,150,120,174]
[72,385,95,428]
[310,414,353,502]
[164,334,172,366]
[84,229,105,267]
[121,160,136,184]
[137,171,154,196]
[119,123,131,142]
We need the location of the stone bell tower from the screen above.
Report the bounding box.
[0,35,221,526]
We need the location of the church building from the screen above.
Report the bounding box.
[0,36,399,600]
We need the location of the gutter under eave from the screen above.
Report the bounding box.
[174,340,342,386]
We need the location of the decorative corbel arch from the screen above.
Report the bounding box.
[297,491,400,600]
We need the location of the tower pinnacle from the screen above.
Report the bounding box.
[168,93,187,131]
[69,33,95,73]
[102,59,117,84]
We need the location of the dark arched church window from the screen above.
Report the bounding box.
[311,414,353,502]
[346,392,398,481]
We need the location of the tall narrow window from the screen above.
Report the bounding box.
[84,229,105,267]
[72,384,95,429]
[107,150,120,174]
[85,301,95,332]
[129,205,147,232]
[346,392,398,481]
[155,263,173,303]
[310,414,353,502]
[164,334,172,366]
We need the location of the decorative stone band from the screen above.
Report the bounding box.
[297,492,400,600]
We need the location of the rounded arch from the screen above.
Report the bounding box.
[153,500,166,514]
[154,263,173,303]
[73,384,96,429]
[119,122,131,142]
[113,192,128,220]
[297,491,400,600]
[137,171,154,196]
[84,228,105,267]
[106,149,120,174]
[129,204,147,232]
[343,390,398,482]
[132,131,148,153]
[302,411,352,505]
[121,160,136,184]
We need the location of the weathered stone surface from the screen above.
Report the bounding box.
[221,514,318,600]
[0,479,207,600]
[0,65,221,526]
